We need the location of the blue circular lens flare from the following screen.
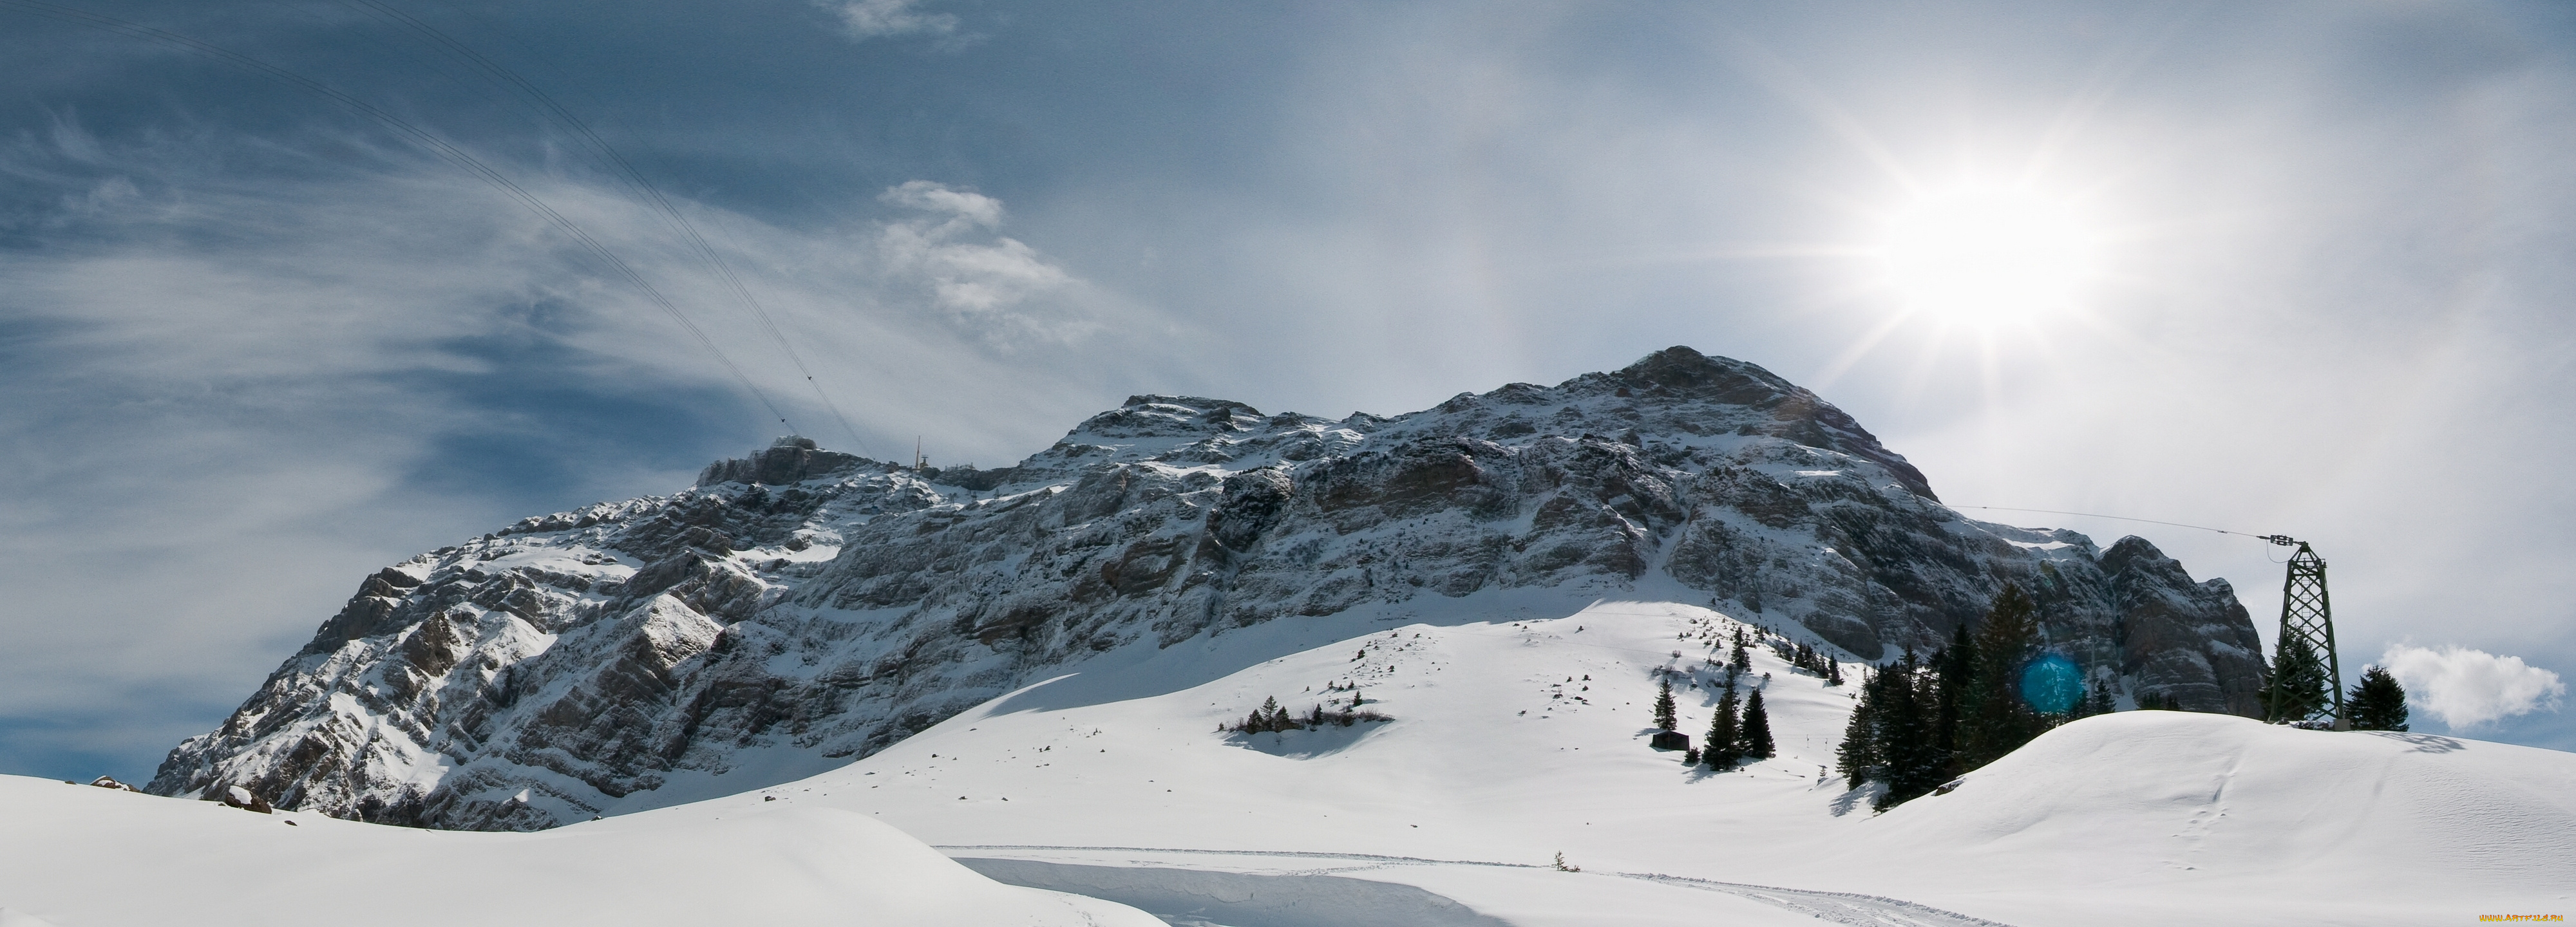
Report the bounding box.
[2020,654,2084,715]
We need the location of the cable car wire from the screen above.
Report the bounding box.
[1951,505,2293,545]
[332,0,870,453]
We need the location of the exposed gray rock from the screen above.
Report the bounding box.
[148,346,2265,830]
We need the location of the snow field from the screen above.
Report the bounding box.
[25,593,2571,926]
[688,599,2576,926]
[0,774,1158,927]
[770,602,1862,866]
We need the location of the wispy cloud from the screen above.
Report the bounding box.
[813,0,969,46]
[875,180,1088,342]
[2380,644,2567,730]
[0,123,1180,778]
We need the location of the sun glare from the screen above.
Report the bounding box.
[1877,185,2096,324]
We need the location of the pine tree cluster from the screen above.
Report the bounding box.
[1696,680,1774,770]
[2079,676,2118,716]
[1222,695,1390,735]
[1832,584,2098,810]
[1768,639,1844,686]
[1824,587,2412,809]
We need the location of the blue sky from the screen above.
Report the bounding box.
[3,0,2571,781]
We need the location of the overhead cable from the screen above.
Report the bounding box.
[338,0,869,453]
[1951,505,2293,545]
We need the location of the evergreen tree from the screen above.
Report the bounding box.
[2259,634,2330,724]
[1652,675,1679,731]
[2347,665,2410,731]
[1873,653,1945,809]
[1932,627,1975,778]
[1741,690,1776,760]
[1959,584,2041,769]
[1826,657,1845,686]
[1729,631,1752,673]
[1709,685,1743,769]
[1833,669,1879,788]
[2083,677,2117,716]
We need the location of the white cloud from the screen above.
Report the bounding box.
[875,181,1083,337]
[2380,644,2567,729]
[815,0,957,42]
[880,179,1004,232]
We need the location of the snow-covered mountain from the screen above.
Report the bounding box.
[147,346,2265,831]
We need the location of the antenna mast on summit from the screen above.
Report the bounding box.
[2262,536,2345,728]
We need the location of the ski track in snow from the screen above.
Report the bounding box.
[1616,873,2013,927]
[941,845,2016,927]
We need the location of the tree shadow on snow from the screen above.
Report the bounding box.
[2365,731,2467,753]
[1676,761,1732,783]
[1828,782,1883,816]
[1222,722,1388,759]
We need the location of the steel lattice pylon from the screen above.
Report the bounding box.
[2267,539,2344,727]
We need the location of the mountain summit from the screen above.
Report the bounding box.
[149,347,2263,829]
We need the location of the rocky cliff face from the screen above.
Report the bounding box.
[147,347,2264,829]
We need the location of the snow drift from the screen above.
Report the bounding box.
[1836,711,2576,924]
[0,773,1157,927]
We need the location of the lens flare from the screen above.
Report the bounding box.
[1879,185,2096,324]
[2020,654,2085,715]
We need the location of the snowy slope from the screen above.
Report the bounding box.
[628,599,2576,926]
[0,774,1159,927]
[50,593,2570,926]
[1829,710,2576,925]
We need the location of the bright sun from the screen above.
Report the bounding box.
[1877,185,2096,324]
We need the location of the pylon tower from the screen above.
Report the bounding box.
[2265,538,2343,726]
